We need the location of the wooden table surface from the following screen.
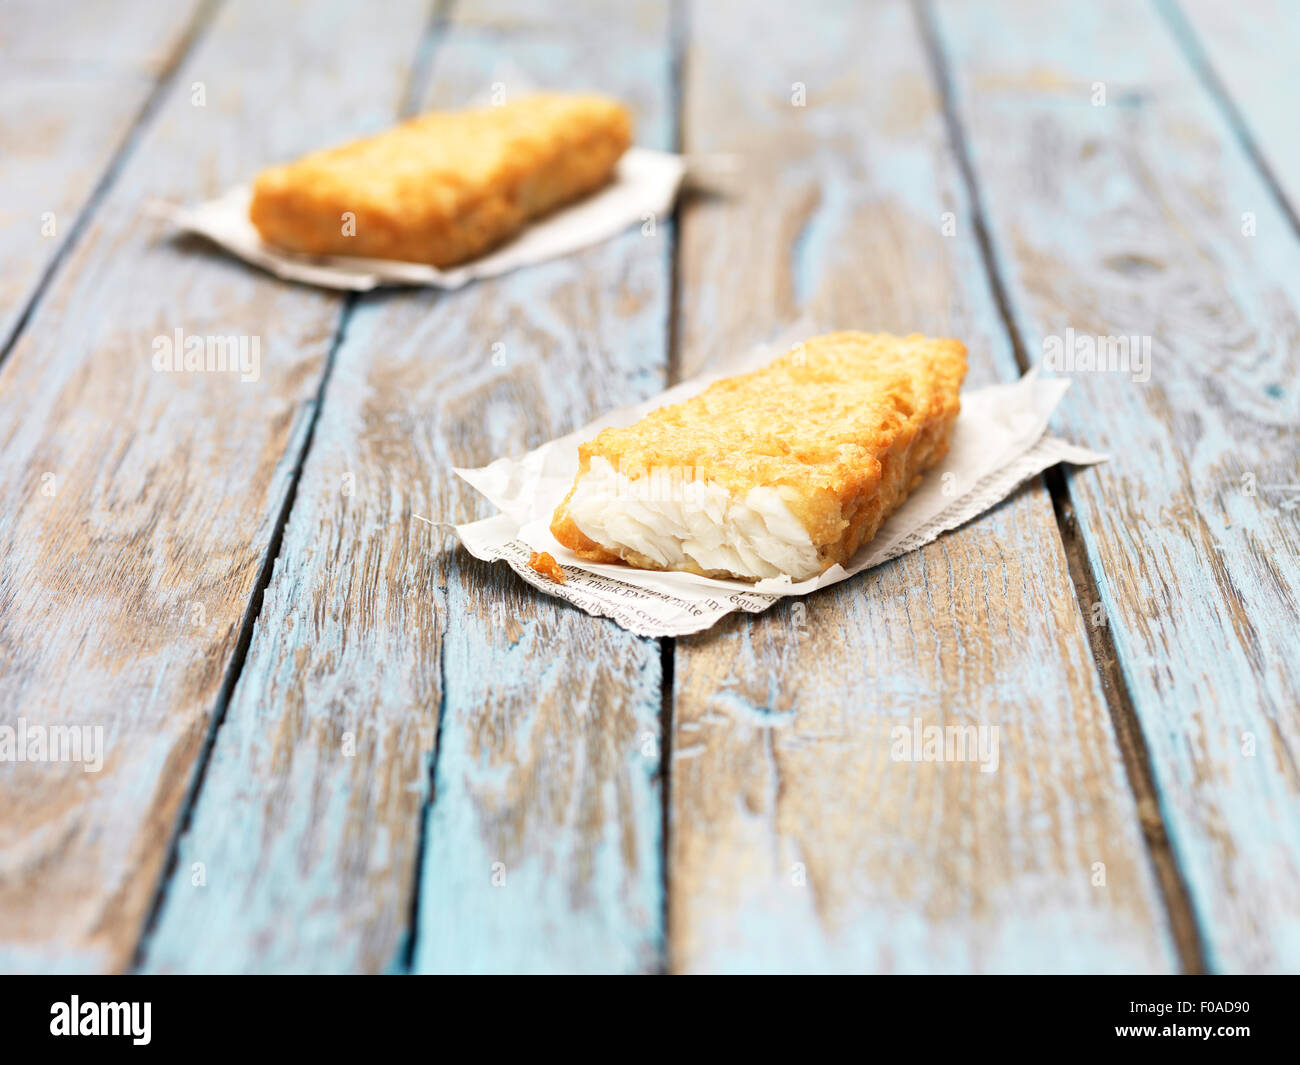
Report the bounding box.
[1,0,1298,974]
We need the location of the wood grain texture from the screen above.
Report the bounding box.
[141,0,673,974]
[0,0,207,354]
[931,0,1300,972]
[0,0,431,974]
[409,1,673,975]
[1172,0,1300,219]
[667,0,1177,973]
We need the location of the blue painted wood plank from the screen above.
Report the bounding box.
[141,0,673,974]
[0,0,431,974]
[932,0,1300,972]
[409,3,673,975]
[0,0,207,355]
[666,0,1179,973]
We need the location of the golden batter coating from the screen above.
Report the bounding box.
[550,332,967,580]
[249,93,632,267]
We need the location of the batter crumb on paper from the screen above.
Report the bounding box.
[527,550,567,583]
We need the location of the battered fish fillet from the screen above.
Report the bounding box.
[550,332,967,581]
[249,93,632,266]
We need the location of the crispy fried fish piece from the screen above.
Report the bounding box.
[550,332,967,581]
[249,93,632,266]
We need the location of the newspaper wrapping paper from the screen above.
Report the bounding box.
[147,148,689,291]
[451,337,1108,637]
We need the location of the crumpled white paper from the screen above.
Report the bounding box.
[148,148,687,291]
[451,334,1107,636]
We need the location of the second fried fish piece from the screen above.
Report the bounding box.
[250,92,632,267]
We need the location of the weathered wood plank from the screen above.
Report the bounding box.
[0,0,431,974]
[409,2,674,975]
[932,0,1300,972]
[141,0,673,974]
[667,0,1178,973]
[0,0,208,355]
[1172,0,1300,219]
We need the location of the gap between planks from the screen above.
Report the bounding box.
[0,0,222,374]
[401,625,450,972]
[129,291,353,971]
[655,0,689,975]
[913,0,1207,973]
[1154,0,1300,242]
[129,0,455,972]
[394,0,459,976]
